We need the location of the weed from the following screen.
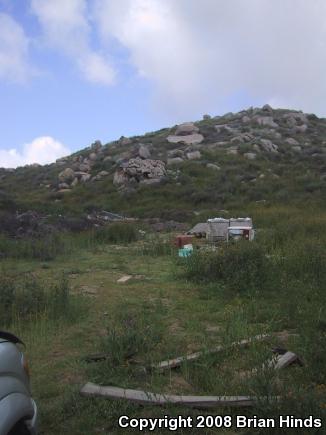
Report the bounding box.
[92,222,138,244]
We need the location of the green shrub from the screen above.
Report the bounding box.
[93,222,138,244]
[0,233,70,261]
[182,242,268,292]
[0,273,71,327]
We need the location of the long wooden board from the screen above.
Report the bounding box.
[150,333,270,372]
[80,382,277,408]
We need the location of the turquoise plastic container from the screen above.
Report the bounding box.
[178,247,193,257]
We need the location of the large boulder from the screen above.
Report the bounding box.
[167,133,204,145]
[167,149,185,158]
[119,136,132,146]
[206,163,221,171]
[175,122,199,136]
[262,104,273,113]
[113,158,166,187]
[58,167,75,183]
[291,124,308,134]
[215,124,237,134]
[78,163,91,172]
[253,116,279,128]
[138,144,151,159]
[186,150,201,160]
[244,152,257,160]
[260,139,279,153]
[285,137,299,146]
[89,152,98,161]
[91,140,102,151]
[242,115,251,124]
[167,157,184,166]
[283,112,307,124]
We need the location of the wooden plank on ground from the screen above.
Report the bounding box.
[150,334,270,372]
[80,382,276,408]
[273,351,301,369]
[117,275,132,283]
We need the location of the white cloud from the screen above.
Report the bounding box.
[31,0,115,86]
[93,0,326,118]
[0,136,70,168]
[0,12,33,82]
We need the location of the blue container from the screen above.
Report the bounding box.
[178,247,193,257]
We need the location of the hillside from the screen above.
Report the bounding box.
[1,105,326,434]
[1,104,325,221]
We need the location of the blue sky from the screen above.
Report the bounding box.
[1,0,326,167]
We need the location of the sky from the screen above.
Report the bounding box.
[1,0,326,168]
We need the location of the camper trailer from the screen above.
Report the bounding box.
[206,217,254,243]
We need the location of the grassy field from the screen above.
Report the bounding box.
[1,205,326,434]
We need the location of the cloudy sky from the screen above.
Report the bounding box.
[1,0,326,167]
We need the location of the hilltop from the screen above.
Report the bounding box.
[1,104,325,221]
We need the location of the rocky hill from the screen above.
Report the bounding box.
[1,104,325,220]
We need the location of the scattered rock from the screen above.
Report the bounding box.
[58,167,75,183]
[242,115,251,124]
[244,152,257,160]
[71,178,79,187]
[80,173,91,182]
[58,182,70,189]
[215,124,237,134]
[285,138,299,146]
[92,171,110,181]
[227,147,238,155]
[98,170,109,177]
[56,157,68,165]
[230,136,245,144]
[167,133,204,145]
[292,146,302,152]
[138,144,151,159]
[206,163,221,171]
[260,139,279,153]
[231,133,254,144]
[119,136,132,146]
[175,122,199,135]
[253,144,261,152]
[186,150,201,160]
[91,140,102,151]
[167,149,185,158]
[78,163,91,172]
[89,152,98,161]
[167,157,184,165]
[291,124,308,134]
[253,116,279,128]
[283,112,308,124]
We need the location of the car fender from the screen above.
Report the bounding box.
[0,392,35,435]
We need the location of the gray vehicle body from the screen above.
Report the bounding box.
[0,337,37,435]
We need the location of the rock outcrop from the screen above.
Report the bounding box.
[113,158,166,187]
[167,122,204,145]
